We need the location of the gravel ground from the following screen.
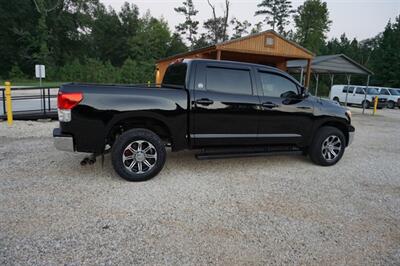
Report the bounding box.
[0,107,399,265]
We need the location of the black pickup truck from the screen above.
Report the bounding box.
[54,59,354,181]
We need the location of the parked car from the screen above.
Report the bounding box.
[377,87,400,109]
[54,59,355,181]
[329,85,387,109]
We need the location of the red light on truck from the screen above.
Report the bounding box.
[57,92,83,109]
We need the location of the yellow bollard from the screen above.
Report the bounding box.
[5,81,13,125]
[373,96,378,115]
[147,80,151,87]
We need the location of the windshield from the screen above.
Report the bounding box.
[389,89,400,95]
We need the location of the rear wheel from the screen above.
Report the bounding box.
[333,97,340,103]
[111,129,166,181]
[362,100,370,109]
[309,126,345,166]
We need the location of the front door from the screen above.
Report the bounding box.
[191,62,260,147]
[256,70,314,144]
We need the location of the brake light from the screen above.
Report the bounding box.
[57,92,83,110]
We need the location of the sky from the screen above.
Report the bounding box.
[101,0,400,41]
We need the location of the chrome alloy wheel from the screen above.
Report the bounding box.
[122,140,157,174]
[321,135,342,161]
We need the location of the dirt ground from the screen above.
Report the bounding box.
[0,107,399,265]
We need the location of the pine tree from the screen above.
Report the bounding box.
[174,0,199,49]
[371,16,400,87]
[230,18,252,39]
[255,0,293,35]
[294,0,331,54]
[203,0,230,44]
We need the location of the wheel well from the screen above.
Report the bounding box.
[107,117,172,147]
[317,121,349,145]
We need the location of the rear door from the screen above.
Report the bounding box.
[354,87,365,104]
[191,61,260,147]
[343,86,355,103]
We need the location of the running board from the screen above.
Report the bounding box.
[195,147,302,160]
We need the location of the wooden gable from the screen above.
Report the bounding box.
[217,31,313,59]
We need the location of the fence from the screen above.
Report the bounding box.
[0,86,59,120]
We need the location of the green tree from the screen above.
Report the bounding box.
[294,0,331,54]
[8,64,28,80]
[174,0,199,48]
[203,0,230,44]
[370,16,400,87]
[230,18,252,39]
[251,22,263,34]
[0,0,40,76]
[255,0,294,35]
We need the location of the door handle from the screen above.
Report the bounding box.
[297,106,312,110]
[195,98,214,106]
[262,102,279,108]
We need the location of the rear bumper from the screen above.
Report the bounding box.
[53,128,74,152]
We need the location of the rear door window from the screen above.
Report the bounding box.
[380,89,390,95]
[343,86,354,93]
[205,67,253,95]
[356,87,364,94]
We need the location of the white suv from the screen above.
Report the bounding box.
[378,87,400,109]
[330,85,387,109]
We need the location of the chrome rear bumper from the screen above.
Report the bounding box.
[53,128,74,152]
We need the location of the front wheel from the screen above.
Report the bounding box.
[111,129,166,181]
[387,101,395,109]
[309,126,345,166]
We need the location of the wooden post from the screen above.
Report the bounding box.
[304,59,312,88]
[216,50,221,60]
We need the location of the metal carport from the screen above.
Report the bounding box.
[287,54,374,111]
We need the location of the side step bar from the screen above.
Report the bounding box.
[195,146,303,160]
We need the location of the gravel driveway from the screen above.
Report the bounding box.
[0,108,399,265]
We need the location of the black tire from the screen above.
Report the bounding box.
[111,128,166,182]
[387,101,395,109]
[362,100,370,109]
[333,97,340,103]
[309,126,346,166]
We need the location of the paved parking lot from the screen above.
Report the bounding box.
[0,107,399,265]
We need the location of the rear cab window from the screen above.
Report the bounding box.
[162,63,187,89]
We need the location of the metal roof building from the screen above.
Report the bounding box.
[287,54,373,75]
[287,54,373,96]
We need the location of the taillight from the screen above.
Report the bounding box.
[57,92,83,109]
[57,92,83,122]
